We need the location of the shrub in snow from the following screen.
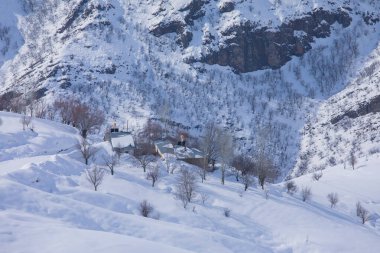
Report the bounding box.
[301,187,312,202]
[0,117,2,126]
[146,165,160,187]
[139,200,154,218]
[327,192,339,208]
[176,169,197,208]
[224,208,231,217]
[312,172,323,181]
[356,202,371,224]
[285,180,297,195]
[85,166,105,191]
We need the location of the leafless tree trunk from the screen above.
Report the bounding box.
[146,165,160,187]
[176,169,197,208]
[217,130,233,185]
[20,114,32,131]
[232,155,256,191]
[103,153,118,175]
[78,138,97,165]
[136,155,154,172]
[86,166,105,191]
[356,202,371,224]
[254,127,278,189]
[349,150,357,170]
[199,121,219,182]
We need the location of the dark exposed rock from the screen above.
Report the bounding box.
[331,95,380,124]
[179,0,209,25]
[200,8,351,72]
[219,1,235,13]
[151,0,210,47]
[151,5,351,72]
[150,19,192,48]
[60,81,72,89]
[58,0,89,33]
[57,0,114,34]
[34,88,48,99]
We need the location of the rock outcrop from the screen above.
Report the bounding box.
[151,2,352,73]
[201,8,351,72]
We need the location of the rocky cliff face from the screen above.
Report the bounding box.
[200,9,351,72]
[151,3,352,72]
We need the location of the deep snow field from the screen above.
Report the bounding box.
[0,111,379,253]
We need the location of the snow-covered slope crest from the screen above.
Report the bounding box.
[0,111,380,252]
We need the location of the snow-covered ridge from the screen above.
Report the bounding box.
[1,111,380,252]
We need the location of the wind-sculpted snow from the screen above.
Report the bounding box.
[0,112,380,252]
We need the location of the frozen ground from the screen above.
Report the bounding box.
[0,111,379,253]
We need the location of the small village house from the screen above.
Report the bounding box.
[106,123,135,155]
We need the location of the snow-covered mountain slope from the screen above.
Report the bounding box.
[1,112,380,252]
[0,0,380,177]
[292,42,380,176]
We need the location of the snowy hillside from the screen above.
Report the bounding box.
[1,112,380,252]
[0,0,380,177]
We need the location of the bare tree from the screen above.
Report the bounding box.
[356,202,370,224]
[162,153,176,173]
[199,121,219,182]
[139,200,154,217]
[139,119,163,143]
[200,192,208,205]
[0,117,2,126]
[53,98,104,138]
[146,165,160,187]
[134,141,155,172]
[72,102,105,138]
[217,130,233,185]
[137,155,153,172]
[176,169,197,208]
[103,153,118,175]
[232,155,256,191]
[20,114,32,130]
[285,180,298,195]
[86,166,105,191]
[254,128,278,189]
[78,138,97,165]
[35,99,47,118]
[301,186,312,202]
[327,192,339,208]
[349,150,357,170]
[53,98,75,124]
